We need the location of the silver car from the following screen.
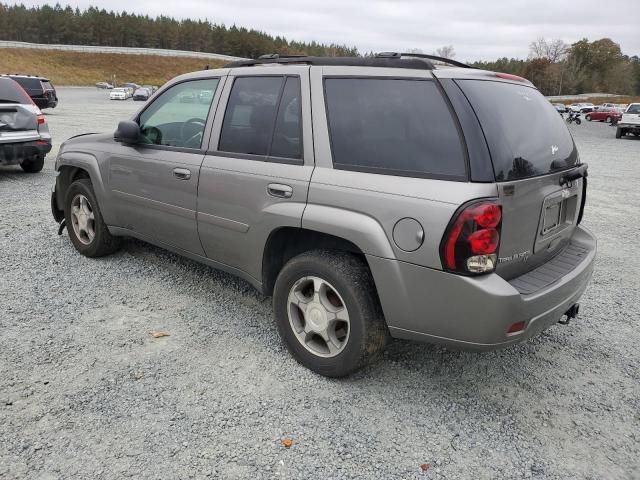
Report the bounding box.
[51,54,596,377]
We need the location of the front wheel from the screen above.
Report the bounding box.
[575,118,582,125]
[616,127,623,139]
[273,250,388,377]
[585,114,591,121]
[606,116,612,123]
[64,178,121,257]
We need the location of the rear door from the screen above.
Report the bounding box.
[452,78,584,279]
[198,66,313,281]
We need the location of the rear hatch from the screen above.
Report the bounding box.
[0,78,41,144]
[455,78,585,280]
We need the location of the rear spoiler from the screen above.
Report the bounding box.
[560,163,588,187]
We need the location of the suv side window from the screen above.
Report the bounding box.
[218,76,302,160]
[138,78,219,149]
[324,78,466,179]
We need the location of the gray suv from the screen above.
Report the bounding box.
[51,54,596,377]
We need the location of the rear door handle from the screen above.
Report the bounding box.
[173,168,191,180]
[267,183,293,198]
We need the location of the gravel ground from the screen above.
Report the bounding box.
[1,88,639,480]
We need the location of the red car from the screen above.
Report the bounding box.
[585,107,622,123]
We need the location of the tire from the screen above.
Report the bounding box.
[606,116,611,123]
[616,128,622,138]
[273,250,388,377]
[64,178,121,257]
[575,118,581,125]
[585,114,591,121]
[20,155,44,173]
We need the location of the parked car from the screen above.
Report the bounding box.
[585,107,622,123]
[616,103,640,138]
[552,103,567,114]
[96,82,114,89]
[51,55,596,377]
[2,74,58,109]
[132,88,151,101]
[569,103,594,113]
[109,88,129,100]
[0,77,51,172]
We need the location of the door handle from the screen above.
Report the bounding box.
[267,183,293,198]
[173,168,191,180]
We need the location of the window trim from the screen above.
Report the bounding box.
[322,75,470,182]
[214,74,304,165]
[133,76,223,153]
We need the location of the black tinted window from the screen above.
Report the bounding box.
[219,76,283,156]
[457,80,578,181]
[270,77,302,159]
[10,77,42,91]
[0,78,29,103]
[324,78,466,179]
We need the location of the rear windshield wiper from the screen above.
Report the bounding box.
[560,163,588,186]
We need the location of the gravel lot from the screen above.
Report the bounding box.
[1,88,639,480]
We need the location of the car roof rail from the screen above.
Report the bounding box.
[395,52,475,69]
[224,54,435,70]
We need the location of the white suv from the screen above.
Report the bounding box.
[616,103,640,138]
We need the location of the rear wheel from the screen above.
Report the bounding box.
[20,155,44,173]
[273,250,388,377]
[606,116,612,123]
[64,178,120,257]
[575,118,581,125]
[616,128,624,138]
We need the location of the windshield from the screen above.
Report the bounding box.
[457,80,578,181]
[626,104,640,114]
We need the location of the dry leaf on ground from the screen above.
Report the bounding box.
[150,331,170,338]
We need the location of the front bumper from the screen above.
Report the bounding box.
[0,139,52,166]
[368,225,597,350]
[618,123,640,130]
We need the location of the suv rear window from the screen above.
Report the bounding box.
[457,80,578,181]
[10,77,43,91]
[626,104,640,114]
[324,78,466,179]
[0,78,29,104]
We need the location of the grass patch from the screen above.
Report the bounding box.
[0,48,225,86]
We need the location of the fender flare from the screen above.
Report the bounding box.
[301,204,395,259]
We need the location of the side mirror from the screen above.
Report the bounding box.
[114,120,141,144]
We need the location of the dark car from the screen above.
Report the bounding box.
[2,74,58,110]
[132,87,151,101]
[0,77,52,172]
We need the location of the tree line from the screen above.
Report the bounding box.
[473,37,640,96]
[0,3,358,58]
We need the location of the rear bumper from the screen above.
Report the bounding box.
[0,139,52,166]
[368,225,597,350]
[618,123,640,130]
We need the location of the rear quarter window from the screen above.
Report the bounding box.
[457,80,578,181]
[323,78,467,180]
[10,77,43,91]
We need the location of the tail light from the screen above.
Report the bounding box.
[36,114,45,124]
[440,200,502,274]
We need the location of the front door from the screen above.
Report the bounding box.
[108,77,224,255]
[197,67,314,282]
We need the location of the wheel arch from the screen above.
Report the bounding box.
[262,227,374,296]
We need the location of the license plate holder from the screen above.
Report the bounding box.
[542,201,562,235]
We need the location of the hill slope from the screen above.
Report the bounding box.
[0,48,225,86]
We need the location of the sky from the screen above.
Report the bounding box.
[7,0,640,61]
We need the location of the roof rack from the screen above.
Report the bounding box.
[224,52,473,70]
[224,54,435,70]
